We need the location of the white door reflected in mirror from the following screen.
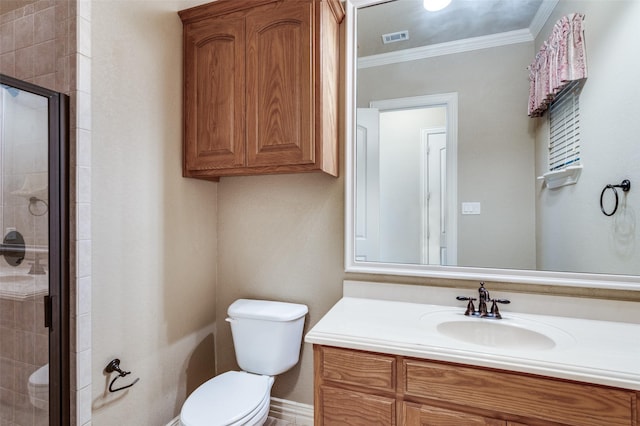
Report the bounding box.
[356,106,450,265]
[355,108,380,262]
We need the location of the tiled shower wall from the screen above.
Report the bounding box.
[0,0,70,91]
[1,0,92,424]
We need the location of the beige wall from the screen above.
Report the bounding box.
[358,43,537,270]
[91,1,217,425]
[216,173,346,404]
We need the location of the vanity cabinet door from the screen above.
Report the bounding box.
[403,402,505,426]
[319,386,396,425]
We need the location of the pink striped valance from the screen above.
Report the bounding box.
[528,13,587,117]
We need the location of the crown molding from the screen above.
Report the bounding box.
[358,28,533,69]
[529,0,560,39]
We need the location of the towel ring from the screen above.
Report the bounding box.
[28,197,48,217]
[600,179,631,216]
[105,358,140,393]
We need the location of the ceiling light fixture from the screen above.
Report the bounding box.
[423,0,452,12]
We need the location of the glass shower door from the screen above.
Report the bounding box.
[0,75,68,426]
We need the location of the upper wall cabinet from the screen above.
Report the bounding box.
[179,0,344,180]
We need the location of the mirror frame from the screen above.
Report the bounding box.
[344,0,640,291]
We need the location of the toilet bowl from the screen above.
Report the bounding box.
[28,363,48,410]
[180,371,273,426]
[180,299,308,426]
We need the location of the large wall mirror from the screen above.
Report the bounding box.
[345,0,640,290]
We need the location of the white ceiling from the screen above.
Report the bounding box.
[357,0,545,57]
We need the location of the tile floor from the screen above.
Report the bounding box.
[264,417,294,426]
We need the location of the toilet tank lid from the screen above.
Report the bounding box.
[228,299,308,321]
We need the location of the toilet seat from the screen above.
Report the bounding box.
[28,364,49,410]
[228,389,270,426]
[180,371,274,426]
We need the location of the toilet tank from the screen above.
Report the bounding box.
[227,299,308,376]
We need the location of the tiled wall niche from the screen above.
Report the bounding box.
[1,0,92,424]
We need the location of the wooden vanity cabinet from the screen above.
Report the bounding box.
[314,345,640,426]
[179,0,344,180]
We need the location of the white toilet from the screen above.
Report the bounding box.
[180,299,308,426]
[28,363,49,410]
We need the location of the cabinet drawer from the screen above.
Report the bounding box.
[320,386,396,425]
[403,402,504,426]
[320,346,396,392]
[403,359,635,426]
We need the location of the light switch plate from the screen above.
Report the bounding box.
[462,202,481,215]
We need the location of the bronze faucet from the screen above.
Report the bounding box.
[478,282,490,316]
[456,282,510,319]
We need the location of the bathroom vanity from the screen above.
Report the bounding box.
[306,283,640,425]
[313,346,637,425]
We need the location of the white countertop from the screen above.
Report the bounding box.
[305,296,640,391]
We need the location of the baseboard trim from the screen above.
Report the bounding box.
[268,397,314,425]
[166,397,314,426]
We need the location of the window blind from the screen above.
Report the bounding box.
[548,81,581,171]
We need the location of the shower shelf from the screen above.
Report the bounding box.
[11,188,47,198]
[11,177,47,199]
[11,186,47,199]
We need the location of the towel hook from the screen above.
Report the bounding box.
[600,179,631,216]
[105,358,140,392]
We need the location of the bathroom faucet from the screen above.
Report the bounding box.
[478,282,490,316]
[29,253,46,275]
[456,282,510,319]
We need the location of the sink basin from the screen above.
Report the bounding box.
[419,311,575,351]
[437,320,556,350]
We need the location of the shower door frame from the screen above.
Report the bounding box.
[0,74,70,426]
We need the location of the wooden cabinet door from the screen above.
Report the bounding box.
[183,15,245,172]
[403,402,505,426]
[319,386,396,425]
[245,1,314,168]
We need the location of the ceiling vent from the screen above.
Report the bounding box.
[382,30,409,44]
